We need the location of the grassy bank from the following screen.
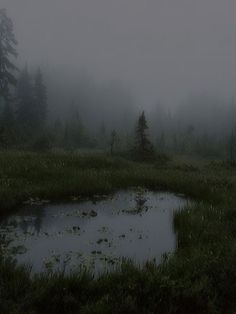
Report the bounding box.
[0,151,233,212]
[0,151,236,313]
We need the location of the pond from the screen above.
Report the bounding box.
[0,189,189,274]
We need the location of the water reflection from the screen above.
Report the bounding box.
[135,188,148,213]
[0,190,189,274]
[1,205,45,235]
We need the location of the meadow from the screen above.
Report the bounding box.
[0,151,236,313]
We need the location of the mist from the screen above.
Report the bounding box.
[1,0,236,157]
[2,2,236,309]
[3,0,236,107]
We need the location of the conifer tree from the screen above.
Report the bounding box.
[99,121,107,148]
[16,67,35,137]
[64,104,85,149]
[0,9,18,100]
[134,111,154,159]
[0,9,18,146]
[110,129,118,155]
[34,68,47,130]
[229,127,236,165]
[0,101,16,147]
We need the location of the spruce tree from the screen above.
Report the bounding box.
[16,67,35,138]
[0,101,16,147]
[229,127,236,165]
[110,130,118,155]
[0,9,18,147]
[53,118,64,147]
[99,121,107,149]
[34,68,47,130]
[64,104,85,149]
[134,111,154,159]
[0,9,18,100]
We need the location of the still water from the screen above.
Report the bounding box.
[0,189,189,274]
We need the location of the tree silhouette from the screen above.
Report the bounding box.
[0,9,18,100]
[134,111,154,159]
[16,67,35,138]
[110,130,118,155]
[0,9,18,147]
[34,68,47,130]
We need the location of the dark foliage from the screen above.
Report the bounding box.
[0,8,18,100]
[133,111,155,160]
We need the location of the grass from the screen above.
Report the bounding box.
[0,151,233,212]
[0,151,236,313]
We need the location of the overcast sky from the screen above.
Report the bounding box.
[2,0,236,107]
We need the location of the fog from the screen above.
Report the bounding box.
[3,0,236,107]
[2,1,236,157]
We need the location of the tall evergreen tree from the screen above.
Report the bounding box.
[99,121,107,149]
[34,68,47,130]
[0,9,18,147]
[0,101,16,147]
[16,66,35,137]
[134,111,154,159]
[0,9,18,100]
[64,104,85,149]
[2,100,14,128]
[229,127,236,165]
[53,118,64,147]
[110,130,118,155]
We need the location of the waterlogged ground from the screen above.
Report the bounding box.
[0,189,189,274]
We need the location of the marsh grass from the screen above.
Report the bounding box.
[0,151,236,313]
[0,151,232,212]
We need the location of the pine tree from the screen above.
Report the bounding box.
[99,121,107,149]
[0,9,18,101]
[0,101,16,147]
[134,111,154,159]
[16,67,35,138]
[53,118,64,147]
[110,130,118,155]
[2,101,14,128]
[0,9,18,147]
[34,68,47,130]
[229,127,236,165]
[64,104,85,149]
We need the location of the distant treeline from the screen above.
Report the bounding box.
[1,9,236,161]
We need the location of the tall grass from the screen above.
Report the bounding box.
[0,151,236,313]
[0,151,233,213]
